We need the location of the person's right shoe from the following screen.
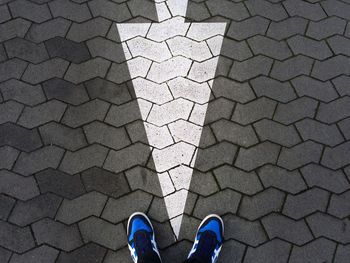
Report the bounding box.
[186,215,224,263]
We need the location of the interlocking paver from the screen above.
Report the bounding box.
[89,0,131,22]
[321,0,350,19]
[283,0,326,21]
[227,16,269,41]
[10,245,59,263]
[0,194,15,221]
[248,35,292,60]
[0,146,19,170]
[9,0,51,23]
[322,141,350,169]
[244,239,291,263]
[0,5,10,23]
[206,0,249,21]
[245,0,287,21]
[0,221,35,253]
[56,243,106,263]
[0,18,31,42]
[271,55,313,81]
[287,35,332,60]
[26,18,71,43]
[317,96,350,124]
[339,118,350,140]
[328,35,350,56]
[312,55,350,81]
[334,244,350,263]
[0,59,28,83]
[328,190,350,218]
[0,101,24,124]
[49,0,91,22]
[66,17,111,42]
[267,17,308,40]
[307,17,346,40]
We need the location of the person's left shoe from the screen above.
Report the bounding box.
[127,212,162,263]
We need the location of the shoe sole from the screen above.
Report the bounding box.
[127,212,154,236]
[197,214,224,238]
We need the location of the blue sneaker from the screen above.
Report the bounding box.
[127,212,162,263]
[186,215,224,263]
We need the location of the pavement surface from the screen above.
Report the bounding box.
[0,0,350,262]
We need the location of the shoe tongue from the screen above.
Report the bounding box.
[192,231,217,263]
[134,232,161,263]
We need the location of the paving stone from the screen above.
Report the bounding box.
[14,146,64,176]
[10,245,59,263]
[328,35,350,56]
[0,79,45,106]
[84,121,131,150]
[306,213,350,243]
[49,0,91,22]
[259,165,307,194]
[301,164,350,193]
[317,96,350,124]
[278,141,323,170]
[223,214,267,246]
[250,76,296,103]
[0,123,42,152]
[229,55,273,82]
[0,18,31,42]
[219,37,253,61]
[190,170,220,197]
[0,146,19,170]
[246,0,287,21]
[334,244,350,263]
[26,18,71,43]
[89,0,131,22]
[0,44,7,62]
[248,35,292,60]
[227,16,269,40]
[18,100,67,129]
[36,169,85,199]
[5,38,49,64]
[287,35,332,60]
[0,5,10,23]
[45,37,90,64]
[67,17,111,42]
[283,188,329,220]
[167,77,208,104]
[254,119,301,147]
[87,37,127,63]
[274,97,318,125]
[62,99,109,128]
[339,118,350,140]
[59,144,109,174]
[206,0,249,20]
[312,55,350,81]
[328,190,350,218]
[105,100,145,128]
[56,191,107,224]
[271,55,313,81]
[267,17,308,40]
[0,194,15,220]
[244,239,291,263]
[322,141,350,170]
[0,247,11,262]
[0,221,35,253]
[0,59,28,83]
[56,243,106,263]
[219,240,245,263]
[22,58,69,85]
[321,0,350,19]
[9,0,51,23]
[127,0,158,21]
[289,238,336,263]
[307,17,347,40]
[32,218,83,251]
[283,0,326,20]
[103,247,131,263]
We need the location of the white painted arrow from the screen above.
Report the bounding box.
[116,0,226,238]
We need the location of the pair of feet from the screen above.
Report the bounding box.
[127,213,224,263]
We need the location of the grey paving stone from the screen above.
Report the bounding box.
[283,188,329,220]
[0,221,35,253]
[223,214,268,246]
[328,190,350,218]
[244,239,291,263]
[278,141,323,170]
[26,18,71,43]
[262,213,313,245]
[0,59,28,83]
[248,35,292,60]
[335,244,350,263]
[220,38,253,61]
[56,191,107,224]
[307,17,347,40]
[45,37,91,64]
[283,0,326,20]
[49,0,91,22]
[0,79,46,106]
[322,141,350,170]
[59,144,109,174]
[306,212,350,243]
[312,55,350,81]
[22,58,69,85]
[229,55,273,82]
[317,96,350,124]
[339,118,350,140]
[193,189,241,218]
[235,142,280,171]
[89,0,131,22]
[0,18,31,42]
[270,55,313,81]
[274,97,318,125]
[267,17,308,40]
[84,121,131,150]
[62,99,110,128]
[85,78,132,105]
[9,193,62,226]
[9,0,51,23]
[239,188,285,221]
[250,76,296,103]
[56,243,106,263]
[82,167,130,198]
[13,145,64,176]
[219,240,245,263]
[190,170,220,197]
[127,0,158,21]
[0,44,7,62]
[227,16,269,41]
[32,218,83,251]
[103,247,132,263]
[203,98,235,125]
[102,190,152,223]
[87,37,126,63]
[0,146,19,170]
[79,217,126,250]
[0,5,10,23]
[321,0,350,19]
[246,0,287,21]
[104,143,150,174]
[0,194,16,221]
[36,169,85,199]
[18,100,67,129]
[66,17,111,42]
[254,119,301,147]
[289,238,336,263]
[106,61,132,84]
[206,0,249,21]
[258,165,307,194]
[0,247,11,263]
[328,35,350,56]
[10,245,59,263]
[301,164,350,193]
[287,35,332,60]
[5,38,49,64]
